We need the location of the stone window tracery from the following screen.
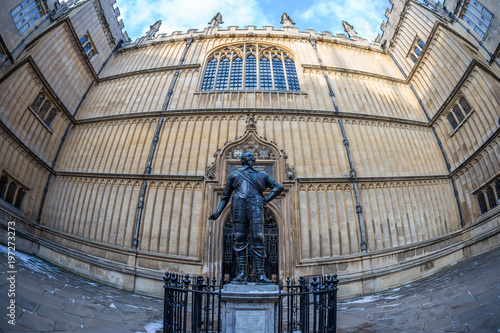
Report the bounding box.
[29,92,58,128]
[408,37,425,64]
[11,0,43,35]
[201,43,300,91]
[80,33,97,60]
[446,96,473,132]
[0,173,27,210]
[461,0,492,39]
[475,178,500,215]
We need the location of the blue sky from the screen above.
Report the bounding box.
[115,0,390,42]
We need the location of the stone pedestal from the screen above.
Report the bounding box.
[221,283,280,333]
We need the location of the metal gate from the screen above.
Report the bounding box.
[163,272,339,333]
[222,211,279,283]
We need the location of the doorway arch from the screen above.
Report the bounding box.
[222,209,279,283]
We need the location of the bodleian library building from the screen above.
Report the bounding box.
[0,0,499,298]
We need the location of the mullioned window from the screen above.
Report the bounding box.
[201,43,300,91]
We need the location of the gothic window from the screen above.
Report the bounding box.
[80,32,97,59]
[461,0,492,39]
[459,97,471,114]
[245,54,257,89]
[11,0,43,35]
[5,182,17,204]
[486,187,497,209]
[229,57,243,90]
[0,176,8,200]
[408,38,425,63]
[453,105,465,123]
[496,181,500,203]
[477,193,487,214]
[29,92,58,128]
[447,97,473,131]
[201,43,300,91]
[447,113,458,130]
[14,188,26,209]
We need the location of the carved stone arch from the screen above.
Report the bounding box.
[204,119,296,184]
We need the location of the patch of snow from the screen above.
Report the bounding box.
[109,303,117,309]
[0,245,56,279]
[138,319,162,333]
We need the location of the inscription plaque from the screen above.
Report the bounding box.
[235,310,266,332]
[227,163,274,178]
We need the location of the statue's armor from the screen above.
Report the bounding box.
[219,165,283,257]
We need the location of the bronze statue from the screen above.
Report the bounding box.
[209,152,283,283]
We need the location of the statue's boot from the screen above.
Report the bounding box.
[254,249,273,283]
[232,250,247,284]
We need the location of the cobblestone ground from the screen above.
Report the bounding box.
[1,244,499,332]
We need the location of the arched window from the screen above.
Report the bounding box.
[447,113,458,130]
[453,105,465,123]
[14,189,26,209]
[459,97,471,114]
[477,193,487,214]
[486,187,497,209]
[5,182,17,204]
[44,109,57,126]
[0,176,8,199]
[462,0,492,39]
[201,43,300,92]
[30,93,44,112]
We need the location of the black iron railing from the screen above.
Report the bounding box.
[163,272,339,333]
[163,273,222,333]
[279,275,339,333]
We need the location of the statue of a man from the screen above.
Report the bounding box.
[209,152,283,283]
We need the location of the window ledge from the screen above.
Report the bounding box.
[28,107,53,134]
[450,109,474,137]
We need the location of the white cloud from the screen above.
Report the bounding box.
[116,0,274,40]
[293,0,387,41]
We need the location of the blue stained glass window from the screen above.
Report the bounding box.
[245,55,257,89]
[202,58,217,90]
[11,0,32,16]
[260,57,272,90]
[417,40,425,49]
[462,1,491,39]
[12,1,41,35]
[229,57,243,90]
[84,43,91,53]
[273,58,286,90]
[285,58,300,91]
[80,35,88,44]
[215,57,230,90]
[414,47,421,56]
[410,54,418,63]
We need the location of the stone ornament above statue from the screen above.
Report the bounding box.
[209,151,283,284]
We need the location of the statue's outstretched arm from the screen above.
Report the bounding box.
[209,178,233,220]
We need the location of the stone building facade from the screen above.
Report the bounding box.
[0,0,499,298]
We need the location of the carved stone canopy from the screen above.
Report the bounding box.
[204,114,296,182]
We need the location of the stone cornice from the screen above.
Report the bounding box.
[451,127,500,178]
[0,120,54,174]
[55,171,204,182]
[298,175,449,184]
[302,64,406,83]
[22,16,99,81]
[429,59,500,126]
[406,21,480,83]
[75,108,429,128]
[99,64,200,82]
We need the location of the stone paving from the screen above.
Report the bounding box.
[0,244,499,332]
